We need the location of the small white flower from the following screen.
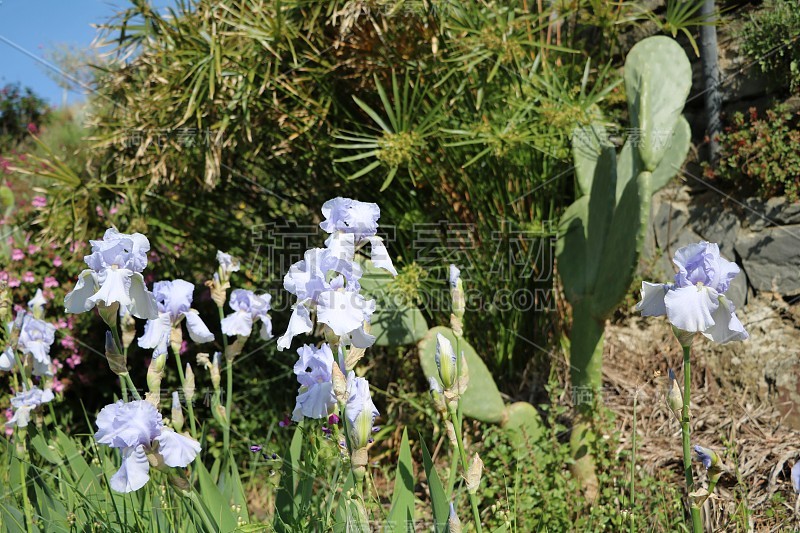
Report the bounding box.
[216,251,240,281]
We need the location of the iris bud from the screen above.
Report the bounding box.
[435,333,457,390]
[666,368,683,422]
[106,331,128,376]
[448,503,462,533]
[466,453,483,494]
[210,352,221,391]
[183,363,195,402]
[171,391,184,433]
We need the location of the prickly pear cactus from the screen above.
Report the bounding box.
[358,257,429,346]
[624,36,693,172]
[556,36,692,493]
[501,402,544,448]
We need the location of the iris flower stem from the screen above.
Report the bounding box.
[448,405,482,533]
[446,442,458,496]
[16,428,34,533]
[218,305,232,456]
[224,357,233,454]
[681,345,702,533]
[109,327,139,401]
[172,348,197,437]
[630,390,637,533]
[120,375,128,402]
[13,349,32,390]
[123,374,140,402]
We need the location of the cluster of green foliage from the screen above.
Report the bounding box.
[23,0,671,387]
[741,0,800,94]
[0,424,252,532]
[479,372,687,532]
[4,1,751,528]
[0,84,49,147]
[706,105,800,201]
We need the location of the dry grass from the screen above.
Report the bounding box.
[604,315,800,532]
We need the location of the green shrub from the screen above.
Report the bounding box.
[0,83,49,148]
[741,0,800,93]
[706,104,800,201]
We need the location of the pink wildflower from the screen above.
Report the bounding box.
[21,271,35,283]
[31,196,46,207]
[43,276,59,288]
[11,249,24,261]
[61,337,76,350]
[53,256,62,267]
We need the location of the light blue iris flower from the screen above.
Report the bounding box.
[278,247,375,350]
[637,241,748,343]
[221,289,272,340]
[94,400,201,493]
[320,197,397,276]
[138,279,215,357]
[345,371,379,449]
[291,343,337,422]
[64,228,158,319]
[6,386,54,428]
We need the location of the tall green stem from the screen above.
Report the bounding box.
[681,345,702,533]
[110,328,138,400]
[630,390,637,533]
[448,405,482,533]
[219,305,232,455]
[123,374,141,401]
[446,443,458,496]
[172,347,197,437]
[16,429,34,533]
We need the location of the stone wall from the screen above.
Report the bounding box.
[644,184,800,428]
[646,185,800,305]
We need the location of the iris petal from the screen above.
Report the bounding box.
[664,285,718,333]
[701,296,749,344]
[635,282,669,317]
[277,303,313,351]
[155,428,201,468]
[183,310,215,343]
[110,445,150,493]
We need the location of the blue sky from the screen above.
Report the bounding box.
[0,0,169,107]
